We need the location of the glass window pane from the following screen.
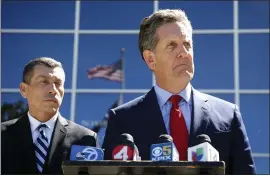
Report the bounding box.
[60,93,71,120]
[2,1,75,29]
[254,157,270,174]
[78,34,152,89]
[75,93,120,147]
[240,94,269,153]
[80,1,153,29]
[239,34,269,89]
[191,34,234,89]
[75,93,144,147]
[1,93,28,122]
[158,1,233,29]
[1,33,74,88]
[123,93,146,103]
[1,93,71,122]
[239,1,269,29]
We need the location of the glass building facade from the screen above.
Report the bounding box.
[1,1,269,173]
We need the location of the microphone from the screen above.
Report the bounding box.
[112,133,140,161]
[150,134,179,161]
[69,136,104,161]
[188,134,219,161]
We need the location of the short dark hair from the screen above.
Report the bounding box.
[22,57,63,84]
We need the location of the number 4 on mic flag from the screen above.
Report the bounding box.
[112,145,134,161]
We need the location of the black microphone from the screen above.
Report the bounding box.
[195,134,211,145]
[150,134,179,161]
[188,134,219,161]
[157,134,173,143]
[111,133,140,161]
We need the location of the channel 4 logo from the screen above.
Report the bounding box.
[192,147,204,161]
[151,143,172,161]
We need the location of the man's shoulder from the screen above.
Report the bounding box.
[63,119,97,146]
[195,89,236,109]
[207,94,234,107]
[112,94,146,114]
[194,90,240,131]
[64,118,96,137]
[1,118,21,131]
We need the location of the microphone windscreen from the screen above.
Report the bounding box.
[195,134,211,145]
[157,134,173,143]
[119,133,134,143]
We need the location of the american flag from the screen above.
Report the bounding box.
[87,59,123,82]
[91,100,120,133]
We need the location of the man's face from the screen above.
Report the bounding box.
[20,65,65,114]
[144,22,194,86]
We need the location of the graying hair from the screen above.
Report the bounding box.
[22,57,63,84]
[138,9,193,60]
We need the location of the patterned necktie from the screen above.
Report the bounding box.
[34,124,49,173]
[169,95,189,160]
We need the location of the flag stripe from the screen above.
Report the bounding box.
[87,59,123,82]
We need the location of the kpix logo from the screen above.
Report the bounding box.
[152,145,172,161]
[192,147,204,161]
[76,147,98,161]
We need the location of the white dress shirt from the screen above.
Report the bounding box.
[28,111,58,144]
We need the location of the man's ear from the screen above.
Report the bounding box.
[19,82,28,98]
[142,50,156,71]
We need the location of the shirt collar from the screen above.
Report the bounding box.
[28,111,58,133]
[154,83,192,108]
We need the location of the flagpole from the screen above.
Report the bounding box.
[119,48,125,105]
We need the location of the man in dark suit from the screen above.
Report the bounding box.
[102,9,256,174]
[1,57,97,174]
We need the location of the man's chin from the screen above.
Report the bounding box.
[44,107,59,114]
[175,70,193,80]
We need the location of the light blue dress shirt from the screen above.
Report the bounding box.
[154,83,193,135]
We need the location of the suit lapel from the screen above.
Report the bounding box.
[143,87,167,138]
[143,87,211,147]
[45,115,68,169]
[189,88,211,146]
[15,114,38,173]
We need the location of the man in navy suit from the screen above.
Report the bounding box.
[102,9,256,174]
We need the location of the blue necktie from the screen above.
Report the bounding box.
[34,124,49,173]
